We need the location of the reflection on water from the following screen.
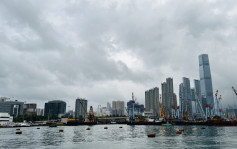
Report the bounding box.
[0,125,237,149]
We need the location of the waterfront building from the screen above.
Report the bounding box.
[0,113,13,126]
[36,108,44,116]
[23,103,37,115]
[75,98,87,119]
[44,100,66,118]
[107,102,112,113]
[0,100,24,117]
[162,78,174,117]
[145,87,160,116]
[112,101,125,116]
[199,54,214,108]
[179,77,192,119]
[127,100,145,117]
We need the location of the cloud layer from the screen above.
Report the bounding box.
[0,0,237,109]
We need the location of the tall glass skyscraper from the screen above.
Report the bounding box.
[199,54,214,108]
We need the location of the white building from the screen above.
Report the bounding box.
[0,113,13,126]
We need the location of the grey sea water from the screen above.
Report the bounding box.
[0,125,236,149]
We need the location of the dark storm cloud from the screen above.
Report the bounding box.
[0,0,237,108]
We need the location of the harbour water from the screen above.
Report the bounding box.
[1,125,237,149]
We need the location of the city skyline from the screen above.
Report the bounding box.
[0,1,237,109]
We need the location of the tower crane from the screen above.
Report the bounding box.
[232,86,237,96]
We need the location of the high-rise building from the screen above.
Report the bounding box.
[179,77,192,118]
[44,100,66,117]
[23,103,37,115]
[112,101,125,116]
[199,54,214,108]
[75,98,87,119]
[106,102,112,113]
[162,78,174,117]
[0,100,24,117]
[145,87,160,116]
[36,108,44,116]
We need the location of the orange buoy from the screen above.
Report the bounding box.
[16,129,20,130]
[86,128,90,130]
[179,129,184,131]
[104,127,108,129]
[147,134,156,137]
[176,131,182,134]
[59,129,64,132]
[16,131,22,134]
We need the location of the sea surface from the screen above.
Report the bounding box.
[0,125,237,149]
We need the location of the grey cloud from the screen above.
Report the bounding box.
[0,0,237,108]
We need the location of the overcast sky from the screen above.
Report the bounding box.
[0,0,237,110]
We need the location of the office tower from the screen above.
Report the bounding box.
[183,77,192,118]
[0,100,24,117]
[145,90,150,111]
[36,108,44,116]
[44,100,66,117]
[23,103,37,115]
[145,87,160,116]
[106,102,112,113]
[75,98,87,119]
[173,93,177,109]
[161,78,174,117]
[112,101,125,116]
[199,54,214,108]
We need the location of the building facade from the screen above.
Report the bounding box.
[44,100,66,117]
[112,101,125,116]
[179,77,193,119]
[145,87,160,116]
[162,78,175,117]
[199,54,214,108]
[75,98,87,120]
[0,100,24,117]
[24,103,37,115]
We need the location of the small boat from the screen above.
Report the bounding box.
[201,127,206,129]
[16,131,22,134]
[179,128,184,131]
[147,134,156,137]
[162,122,172,126]
[119,126,123,128]
[86,128,90,130]
[176,131,182,134]
[104,126,108,129]
[59,129,64,132]
[49,123,57,127]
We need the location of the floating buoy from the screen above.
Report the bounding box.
[59,129,64,132]
[86,128,90,130]
[119,126,123,128]
[16,129,20,130]
[176,131,182,134]
[147,134,156,137]
[179,129,184,132]
[37,128,40,129]
[201,127,206,129]
[104,127,108,129]
[16,131,22,134]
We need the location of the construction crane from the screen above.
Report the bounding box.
[232,86,237,96]
[87,106,95,122]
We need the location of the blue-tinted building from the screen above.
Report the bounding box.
[127,100,145,121]
[199,54,214,108]
[44,100,66,117]
[179,77,192,118]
